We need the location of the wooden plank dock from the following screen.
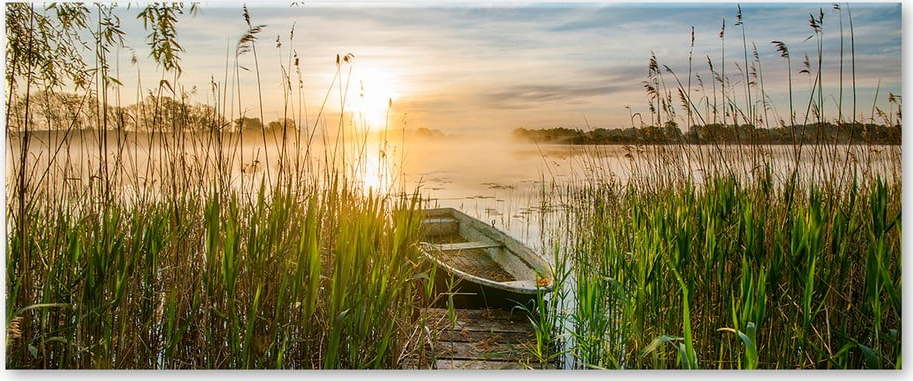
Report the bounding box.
[406,307,552,370]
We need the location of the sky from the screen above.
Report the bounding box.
[101,1,901,135]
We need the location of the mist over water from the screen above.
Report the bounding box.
[8,129,900,253]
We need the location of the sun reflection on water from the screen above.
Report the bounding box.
[355,141,396,194]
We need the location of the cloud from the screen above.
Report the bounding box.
[482,83,627,110]
[103,3,900,131]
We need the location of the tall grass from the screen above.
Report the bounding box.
[538,4,901,370]
[554,173,900,369]
[4,3,902,371]
[6,181,428,369]
[5,3,434,369]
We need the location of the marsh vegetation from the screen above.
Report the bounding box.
[4,3,901,370]
[532,4,901,370]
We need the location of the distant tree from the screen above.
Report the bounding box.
[235,117,263,131]
[267,118,296,133]
[511,123,899,145]
[415,127,444,138]
[663,121,683,141]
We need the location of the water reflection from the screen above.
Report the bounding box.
[8,130,901,251]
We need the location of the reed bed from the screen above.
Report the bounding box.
[549,171,900,369]
[4,3,902,371]
[537,4,902,369]
[5,3,434,369]
[7,181,429,369]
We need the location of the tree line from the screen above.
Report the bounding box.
[7,91,296,134]
[512,122,900,145]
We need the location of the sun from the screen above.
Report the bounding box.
[353,67,398,129]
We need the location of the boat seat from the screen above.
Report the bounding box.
[423,218,459,236]
[434,241,502,251]
[423,217,457,224]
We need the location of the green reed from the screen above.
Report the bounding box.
[552,173,900,369]
[6,179,427,369]
[5,3,435,369]
[531,4,902,369]
[5,2,903,371]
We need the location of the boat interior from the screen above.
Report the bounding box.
[420,210,543,289]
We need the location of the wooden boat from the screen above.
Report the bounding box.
[419,208,553,308]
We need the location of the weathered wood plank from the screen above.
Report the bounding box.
[423,218,459,236]
[434,318,531,333]
[431,246,517,282]
[434,341,533,361]
[400,356,425,369]
[423,307,531,322]
[435,241,502,251]
[435,359,531,370]
[438,329,534,344]
[424,218,457,224]
[418,307,550,370]
[423,308,532,333]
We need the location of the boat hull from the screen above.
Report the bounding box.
[430,269,544,309]
[419,207,553,309]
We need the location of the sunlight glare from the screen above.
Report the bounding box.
[354,67,398,129]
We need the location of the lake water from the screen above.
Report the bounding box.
[9,130,901,255]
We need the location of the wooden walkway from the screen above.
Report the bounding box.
[405,307,552,370]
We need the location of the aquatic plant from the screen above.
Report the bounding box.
[540,4,901,370]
